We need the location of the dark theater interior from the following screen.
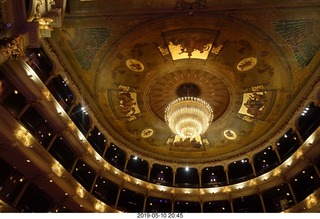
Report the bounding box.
[0,0,320,213]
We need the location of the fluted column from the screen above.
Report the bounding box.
[43,73,56,86]
[311,160,320,179]
[85,125,95,139]
[124,156,129,172]
[102,141,109,158]
[171,197,175,212]
[147,166,152,182]
[45,133,58,151]
[173,170,176,186]
[259,193,266,212]
[143,192,149,212]
[228,194,234,213]
[224,167,230,184]
[13,182,29,207]
[273,144,282,163]
[90,174,98,194]
[115,184,123,209]
[287,181,297,205]
[250,158,257,176]
[17,100,33,118]
[256,188,266,212]
[292,126,304,144]
[69,157,79,174]
[67,101,78,115]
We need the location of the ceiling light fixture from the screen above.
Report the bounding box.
[164,96,213,139]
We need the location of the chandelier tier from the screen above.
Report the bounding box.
[164,97,214,139]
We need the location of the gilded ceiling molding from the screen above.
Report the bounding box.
[175,0,207,11]
[0,35,26,62]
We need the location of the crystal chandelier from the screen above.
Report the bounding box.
[164,97,214,139]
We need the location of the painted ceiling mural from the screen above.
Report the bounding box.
[47,1,320,163]
[61,28,111,70]
[273,19,320,68]
[93,15,289,161]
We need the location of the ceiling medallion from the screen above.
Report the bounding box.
[164,96,213,139]
[126,59,144,72]
[141,129,153,138]
[237,57,257,71]
[223,130,237,140]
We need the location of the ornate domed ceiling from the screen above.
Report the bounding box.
[47,0,320,164]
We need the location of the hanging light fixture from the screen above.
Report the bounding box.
[164,96,213,139]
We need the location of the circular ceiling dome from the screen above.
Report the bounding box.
[95,14,290,163]
[146,68,231,123]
